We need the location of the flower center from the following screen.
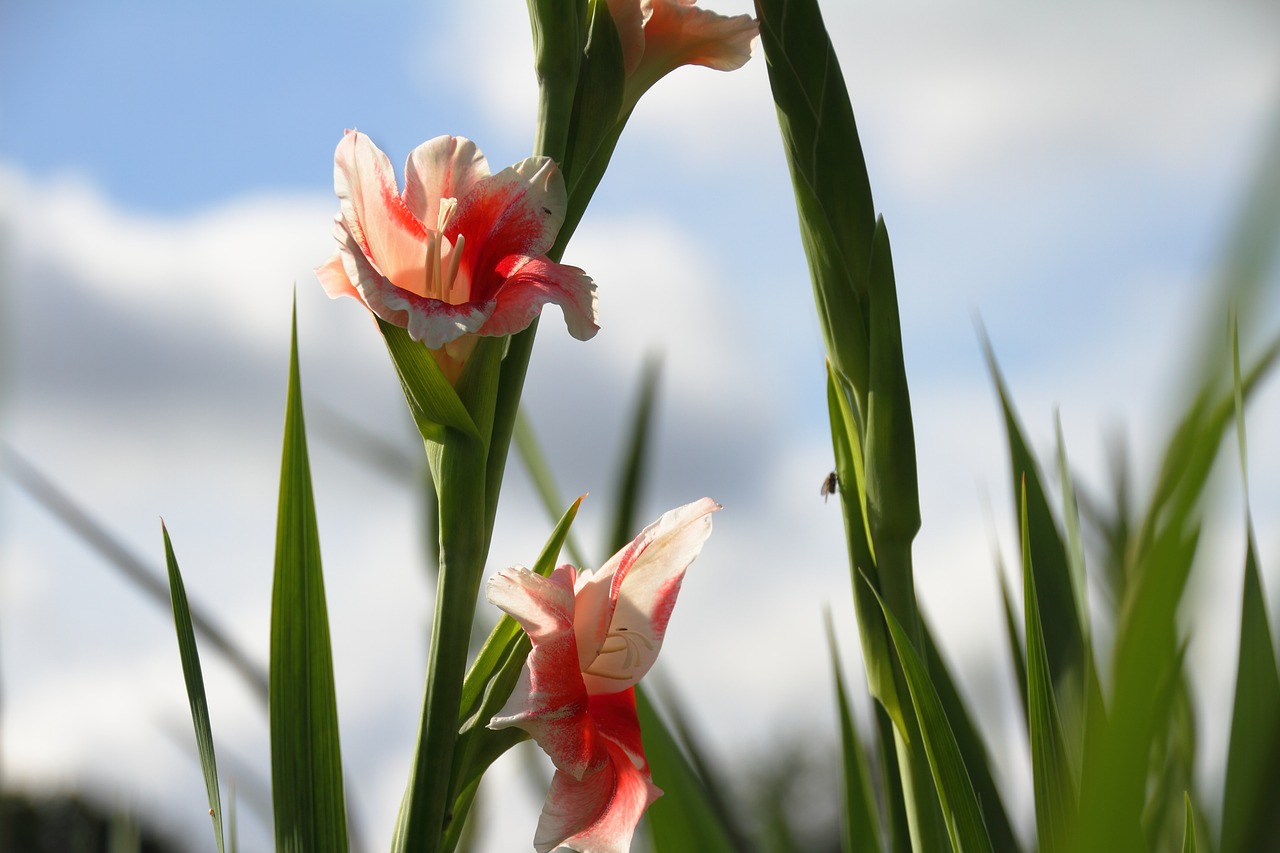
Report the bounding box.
[584,627,653,681]
[422,197,467,304]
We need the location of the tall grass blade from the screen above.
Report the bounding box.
[981,336,1085,692]
[161,523,225,853]
[270,304,348,852]
[998,568,1029,727]
[513,410,588,567]
[606,354,661,555]
[826,617,882,853]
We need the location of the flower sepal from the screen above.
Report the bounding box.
[378,318,480,444]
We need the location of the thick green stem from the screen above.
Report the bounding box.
[396,434,488,853]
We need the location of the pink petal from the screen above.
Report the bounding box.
[403,135,489,231]
[643,0,757,73]
[333,130,434,298]
[575,498,720,695]
[477,255,599,341]
[315,243,358,300]
[328,214,489,349]
[488,566,601,779]
[449,156,568,302]
[532,691,661,853]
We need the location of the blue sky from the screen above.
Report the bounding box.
[3,1,1279,850]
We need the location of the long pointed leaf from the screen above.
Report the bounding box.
[270,304,348,852]
[162,523,226,853]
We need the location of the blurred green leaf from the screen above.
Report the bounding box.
[982,336,1085,694]
[162,523,226,853]
[1074,522,1197,852]
[826,618,882,853]
[1220,527,1280,852]
[997,568,1029,728]
[513,410,589,567]
[270,305,348,852]
[1181,792,1197,853]
[1053,414,1090,644]
[869,578,995,853]
[3,445,269,705]
[637,687,740,853]
[607,354,662,555]
[1019,484,1076,853]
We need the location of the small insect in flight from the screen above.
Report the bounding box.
[820,470,838,502]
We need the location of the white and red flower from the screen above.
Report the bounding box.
[487,498,720,853]
[317,131,598,380]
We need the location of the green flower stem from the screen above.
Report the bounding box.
[399,430,489,852]
[395,337,503,853]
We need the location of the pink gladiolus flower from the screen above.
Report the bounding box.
[317,131,598,381]
[607,0,758,111]
[487,498,720,853]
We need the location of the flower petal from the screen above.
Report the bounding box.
[328,215,489,348]
[643,0,758,74]
[488,565,600,779]
[478,256,599,341]
[316,242,358,301]
[403,135,489,231]
[449,156,568,302]
[605,0,647,77]
[532,691,661,853]
[333,130,433,296]
[575,498,720,694]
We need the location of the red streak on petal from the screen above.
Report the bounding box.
[646,574,685,639]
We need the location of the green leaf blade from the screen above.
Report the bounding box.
[162,523,226,853]
[270,306,349,853]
